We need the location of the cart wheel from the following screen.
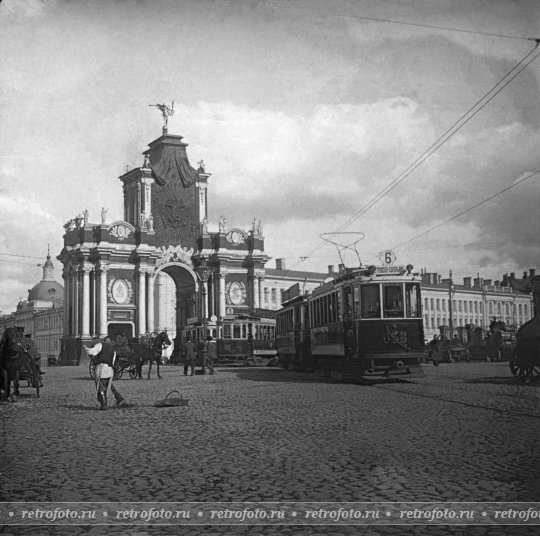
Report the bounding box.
[517,366,534,383]
[509,356,519,377]
[89,362,96,379]
[114,367,124,381]
[128,364,138,379]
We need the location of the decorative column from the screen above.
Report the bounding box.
[218,268,227,318]
[253,272,260,309]
[81,263,92,338]
[98,262,109,338]
[138,267,147,336]
[147,270,155,335]
[62,268,70,336]
[73,269,79,336]
[258,273,265,309]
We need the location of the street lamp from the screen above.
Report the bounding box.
[197,267,211,341]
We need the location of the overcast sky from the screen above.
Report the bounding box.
[1,0,539,311]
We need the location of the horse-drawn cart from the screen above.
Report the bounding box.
[88,346,138,380]
[508,271,540,383]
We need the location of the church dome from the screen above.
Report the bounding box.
[28,280,64,303]
[27,249,64,303]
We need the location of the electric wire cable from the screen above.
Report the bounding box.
[389,170,540,251]
[266,2,536,42]
[289,43,540,270]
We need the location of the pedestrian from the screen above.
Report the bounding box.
[183,335,197,376]
[203,335,217,375]
[429,335,441,366]
[87,336,126,410]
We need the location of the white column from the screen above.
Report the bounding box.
[258,276,265,308]
[73,270,79,336]
[62,269,69,336]
[138,268,147,336]
[147,271,155,334]
[219,269,226,317]
[81,264,92,337]
[202,280,209,319]
[99,263,109,338]
[253,274,260,309]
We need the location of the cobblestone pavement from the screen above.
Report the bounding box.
[0,360,539,536]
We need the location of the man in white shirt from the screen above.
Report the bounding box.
[87,336,126,410]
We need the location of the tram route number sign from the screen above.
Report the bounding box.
[379,250,396,266]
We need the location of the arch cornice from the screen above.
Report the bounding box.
[153,261,198,285]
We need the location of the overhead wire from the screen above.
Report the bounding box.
[390,170,540,251]
[266,2,536,42]
[289,42,540,270]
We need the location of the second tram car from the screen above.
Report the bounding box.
[181,312,277,366]
[276,263,425,381]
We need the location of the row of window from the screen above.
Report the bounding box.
[276,284,423,331]
[424,314,529,330]
[424,297,529,317]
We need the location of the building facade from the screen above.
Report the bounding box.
[0,250,64,362]
[421,270,533,341]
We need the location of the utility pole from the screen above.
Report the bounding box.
[448,270,455,340]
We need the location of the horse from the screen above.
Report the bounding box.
[0,327,23,401]
[133,331,171,380]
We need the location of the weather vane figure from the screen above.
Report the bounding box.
[149,101,175,132]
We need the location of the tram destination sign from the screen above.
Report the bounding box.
[375,265,405,274]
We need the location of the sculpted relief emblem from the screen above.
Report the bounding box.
[109,223,133,241]
[152,182,196,246]
[156,245,194,268]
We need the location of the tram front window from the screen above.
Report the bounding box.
[361,285,381,318]
[383,284,404,318]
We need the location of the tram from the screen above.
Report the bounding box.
[181,311,277,366]
[276,262,425,381]
[275,284,315,370]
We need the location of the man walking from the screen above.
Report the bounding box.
[87,336,126,410]
[183,335,197,376]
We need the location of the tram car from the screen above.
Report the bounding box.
[276,284,316,370]
[181,312,277,366]
[277,263,425,381]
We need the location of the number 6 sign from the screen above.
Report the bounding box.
[379,250,396,266]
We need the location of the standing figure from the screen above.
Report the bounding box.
[87,337,126,410]
[203,335,217,375]
[183,335,197,376]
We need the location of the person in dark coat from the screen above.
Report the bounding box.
[183,335,197,376]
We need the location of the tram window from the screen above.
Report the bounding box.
[405,284,421,318]
[343,287,353,319]
[223,325,231,339]
[353,287,360,319]
[361,285,381,318]
[383,285,404,318]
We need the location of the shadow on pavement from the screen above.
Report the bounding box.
[233,368,331,383]
[463,376,539,386]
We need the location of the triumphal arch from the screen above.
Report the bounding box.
[58,112,269,362]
